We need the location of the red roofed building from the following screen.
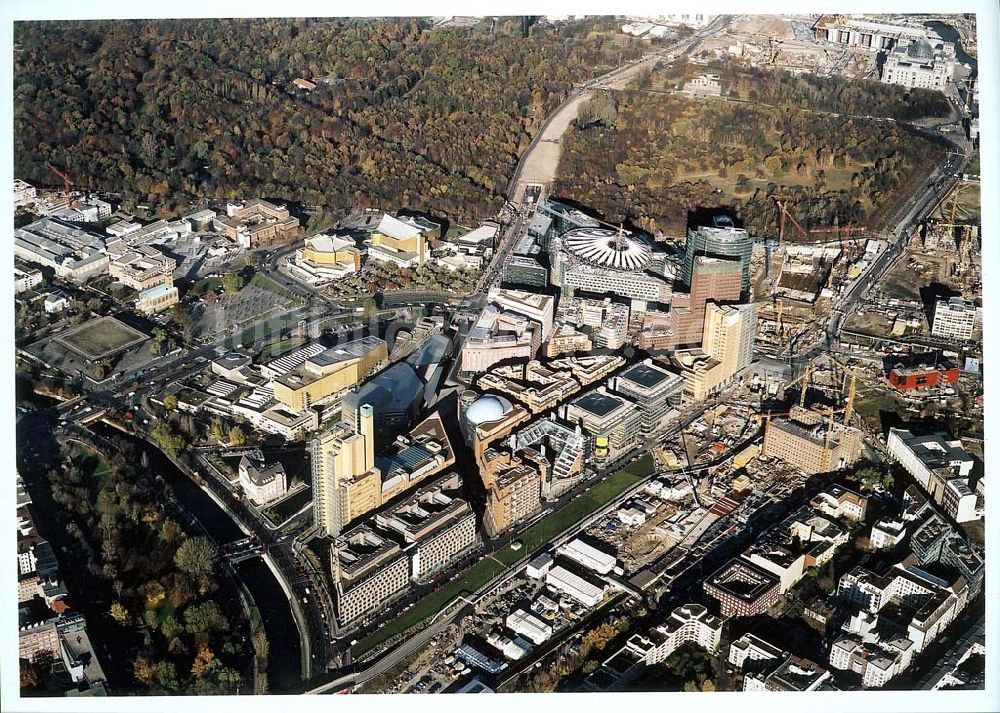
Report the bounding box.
[888,363,959,391]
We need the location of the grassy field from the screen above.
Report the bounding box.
[495,463,648,565]
[250,271,298,301]
[350,454,652,657]
[929,182,981,224]
[73,443,112,487]
[55,316,148,360]
[188,276,223,296]
[966,151,981,176]
[352,557,507,658]
[853,389,902,427]
[224,312,304,350]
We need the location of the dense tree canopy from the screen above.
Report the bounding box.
[14,17,645,223]
[554,62,949,236]
[42,441,243,694]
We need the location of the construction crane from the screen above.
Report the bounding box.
[48,163,72,193]
[781,362,812,407]
[827,353,859,426]
[776,297,785,340]
[843,367,857,425]
[771,196,807,247]
[948,182,967,227]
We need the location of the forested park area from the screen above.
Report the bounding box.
[14,17,647,226]
[554,60,952,237]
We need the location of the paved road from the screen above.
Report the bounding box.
[785,136,970,372]
[507,16,732,206]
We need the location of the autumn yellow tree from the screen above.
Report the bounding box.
[191,646,216,679]
[110,601,130,624]
[134,655,155,685]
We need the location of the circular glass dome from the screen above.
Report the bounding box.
[562,227,652,271]
[908,39,934,60]
[465,394,513,425]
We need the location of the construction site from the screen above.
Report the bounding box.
[753,196,876,358]
[690,15,880,78]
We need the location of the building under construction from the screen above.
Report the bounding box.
[762,406,864,475]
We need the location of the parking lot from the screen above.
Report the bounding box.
[190,281,294,339]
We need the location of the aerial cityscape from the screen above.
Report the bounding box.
[10,9,991,703]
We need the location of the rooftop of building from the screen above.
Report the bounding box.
[617,360,680,390]
[139,282,175,300]
[335,524,403,580]
[465,393,515,426]
[889,428,972,468]
[657,603,722,635]
[304,232,357,252]
[571,389,627,418]
[488,287,554,311]
[275,336,385,387]
[730,632,786,659]
[375,472,469,543]
[374,212,439,240]
[239,454,286,486]
[766,655,829,691]
[706,557,780,601]
[345,362,423,414]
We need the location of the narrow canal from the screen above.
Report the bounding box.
[86,422,304,693]
[14,383,303,694]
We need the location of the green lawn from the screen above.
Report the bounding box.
[224,312,304,349]
[250,271,297,301]
[494,466,646,565]
[73,443,112,488]
[259,338,306,361]
[188,276,222,296]
[352,556,507,658]
[265,487,311,524]
[966,151,980,176]
[350,454,652,658]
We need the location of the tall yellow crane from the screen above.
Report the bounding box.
[843,367,857,425]
[828,354,859,426]
[781,362,812,407]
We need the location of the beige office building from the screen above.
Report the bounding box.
[332,525,410,625]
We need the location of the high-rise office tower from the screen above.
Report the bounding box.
[682,216,753,296]
[312,404,379,537]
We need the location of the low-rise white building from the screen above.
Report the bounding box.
[809,484,868,522]
[525,552,554,579]
[644,604,722,663]
[886,428,979,522]
[870,517,907,550]
[931,296,977,341]
[556,538,617,575]
[506,608,552,645]
[238,453,288,505]
[14,179,37,207]
[15,218,109,283]
[682,74,722,97]
[545,565,607,607]
[728,632,786,670]
[941,478,979,523]
[830,634,915,688]
[44,292,69,314]
[15,265,43,293]
[135,282,180,315]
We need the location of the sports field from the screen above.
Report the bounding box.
[55,316,148,360]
